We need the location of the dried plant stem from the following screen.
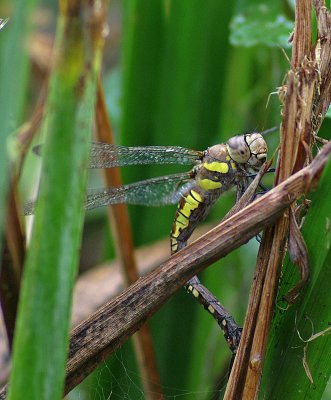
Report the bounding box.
[225,1,331,398]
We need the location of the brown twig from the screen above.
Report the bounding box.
[0,182,25,349]
[313,0,331,127]
[225,1,331,398]
[291,0,312,69]
[15,88,47,175]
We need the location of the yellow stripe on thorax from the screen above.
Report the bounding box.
[198,179,222,190]
[203,161,229,174]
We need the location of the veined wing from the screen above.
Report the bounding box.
[88,142,203,168]
[32,142,203,168]
[85,172,194,210]
[24,172,194,215]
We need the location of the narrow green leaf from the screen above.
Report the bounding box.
[262,158,331,399]
[0,0,36,258]
[8,6,102,400]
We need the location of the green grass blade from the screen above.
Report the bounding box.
[0,0,36,257]
[262,158,331,399]
[7,6,103,400]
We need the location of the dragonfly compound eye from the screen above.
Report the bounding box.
[245,133,268,167]
[226,135,250,164]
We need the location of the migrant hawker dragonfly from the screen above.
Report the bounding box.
[25,131,268,355]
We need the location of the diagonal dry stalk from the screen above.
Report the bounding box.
[1,139,330,399]
[225,1,331,399]
[48,142,331,395]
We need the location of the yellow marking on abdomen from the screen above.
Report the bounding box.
[204,161,229,174]
[172,224,181,238]
[180,204,191,217]
[171,237,178,251]
[176,212,189,228]
[172,189,202,240]
[208,305,215,314]
[181,197,199,218]
[191,190,202,201]
[186,190,202,206]
[198,179,222,190]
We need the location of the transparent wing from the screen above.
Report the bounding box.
[88,142,203,168]
[24,172,194,215]
[85,172,194,210]
[32,142,203,168]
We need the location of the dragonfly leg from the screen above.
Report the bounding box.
[185,275,242,355]
[246,167,274,198]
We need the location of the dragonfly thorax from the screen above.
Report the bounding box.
[194,144,238,192]
[226,133,267,170]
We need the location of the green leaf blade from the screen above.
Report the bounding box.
[262,158,331,399]
[8,10,101,400]
[0,0,37,257]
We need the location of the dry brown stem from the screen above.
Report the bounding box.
[225,1,331,399]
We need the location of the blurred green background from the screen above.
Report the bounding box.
[1,0,331,399]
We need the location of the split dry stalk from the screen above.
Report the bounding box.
[225,1,331,399]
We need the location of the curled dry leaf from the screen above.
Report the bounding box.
[285,203,310,304]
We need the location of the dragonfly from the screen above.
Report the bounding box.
[25,131,269,356]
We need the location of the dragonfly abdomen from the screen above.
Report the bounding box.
[170,187,206,253]
[170,145,238,254]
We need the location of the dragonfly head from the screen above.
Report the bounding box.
[226,133,267,169]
